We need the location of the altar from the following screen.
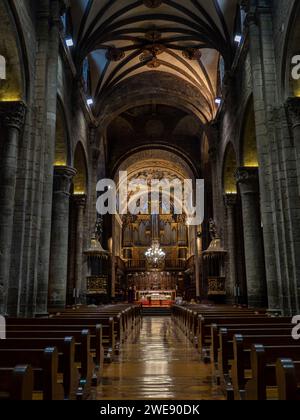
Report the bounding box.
[137,290,176,307]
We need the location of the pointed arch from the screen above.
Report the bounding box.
[54,98,71,167]
[73,142,88,195]
[222,142,237,194]
[241,97,259,168]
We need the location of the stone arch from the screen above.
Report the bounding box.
[97,72,212,140]
[0,0,27,101]
[222,143,238,194]
[73,142,88,195]
[54,98,71,167]
[113,147,197,182]
[240,97,259,168]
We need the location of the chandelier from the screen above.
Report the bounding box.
[145,240,166,272]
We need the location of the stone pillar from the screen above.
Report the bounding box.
[0,101,27,315]
[74,195,87,300]
[48,166,77,309]
[36,0,68,315]
[208,122,223,231]
[236,167,267,308]
[224,194,237,303]
[244,3,282,311]
[286,98,300,195]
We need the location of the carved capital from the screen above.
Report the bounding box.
[53,166,77,195]
[224,193,237,208]
[73,194,87,209]
[236,167,258,183]
[236,167,259,194]
[0,101,27,131]
[244,6,258,27]
[285,97,300,128]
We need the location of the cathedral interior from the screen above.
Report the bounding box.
[0,0,300,402]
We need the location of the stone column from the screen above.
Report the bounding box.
[36,0,68,315]
[208,122,223,231]
[0,101,27,315]
[74,195,87,300]
[48,166,77,309]
[286,98,300,195]
[236,167,267,308]
[224,194,237,304]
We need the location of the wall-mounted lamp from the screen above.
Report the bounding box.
[66,38,74,48]
[234,34,243,45]
[87,98,94,107]
[215,97,222,106]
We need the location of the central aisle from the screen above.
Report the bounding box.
[97,317,224,400]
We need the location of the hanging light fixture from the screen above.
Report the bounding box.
[145,239,166,272]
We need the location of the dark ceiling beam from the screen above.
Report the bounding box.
[191,0,225,37]
[98,48,144,96]
[165,49,207,86]
[82,0,143,42]
[82,14,226,58]
[213,0,232,47]
[76,0,93,44]
[99,56,214,119]
[163,0,226,46]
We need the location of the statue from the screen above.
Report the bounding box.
[95,216,103,243]
[209,219,219,240]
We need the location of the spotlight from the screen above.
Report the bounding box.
[215,97,222,106]
[87,98,94,106]
[234,34,242,45]
[66,38,74,47]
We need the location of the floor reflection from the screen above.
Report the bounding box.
[97,317,224,400]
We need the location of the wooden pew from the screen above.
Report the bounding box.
[0,366,33,401]
[7,317,113,362]
[0,347,63,400]
[211,323,293,366]
[245,344,300,400]
[232,337,300,400]
[56,313,121,355]
[213,327,290,399]
[172,305,268,353]
[199,316,291,357]
[0,337,77,400]
[276,359,300,400]
[6,328,104,385]
[6,327,96,394]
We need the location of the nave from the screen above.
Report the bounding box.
[1,303,299,401]
[97,317,223,401]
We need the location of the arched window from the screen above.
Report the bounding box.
[82,57,91,95]
[61,9,73,39]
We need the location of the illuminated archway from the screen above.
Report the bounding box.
[0,1,25,101]
[223,143,237,194]
[54,101,70,167]
[241,98,259,168]
[73,143,88,195]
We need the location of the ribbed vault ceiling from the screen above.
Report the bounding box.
[70,0,239,122]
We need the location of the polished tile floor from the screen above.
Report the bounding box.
[97,317,224,400]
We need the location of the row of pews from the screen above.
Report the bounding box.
[0,304,141,400]
[172,304,300,400]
